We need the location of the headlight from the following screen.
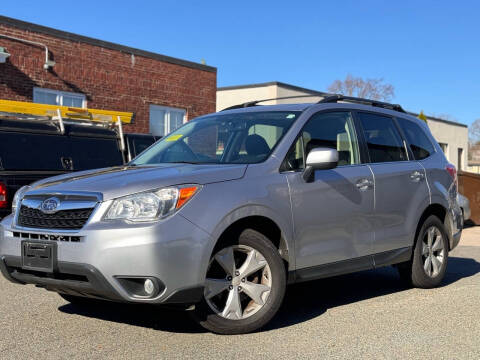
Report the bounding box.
[104,185,201,222]
[12,185,31,216]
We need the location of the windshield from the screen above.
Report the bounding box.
[131,111,300,165]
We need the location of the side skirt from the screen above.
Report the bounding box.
[290,247,412,283]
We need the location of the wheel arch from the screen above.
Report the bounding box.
[214,215,288,255]
[413,203,453,254]
[204,204,295,274]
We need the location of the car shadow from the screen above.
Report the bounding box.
[58,256,480,334]
[266,256,480,331]
[59,301,206,333]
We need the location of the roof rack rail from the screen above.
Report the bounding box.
[318,94,406,113]
[221,94,326,111]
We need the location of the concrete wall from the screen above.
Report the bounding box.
[216,85,276,111]
[274,87,323,104]
[216,82,326,111]
[467,165,480,174]
[427,119,468,170]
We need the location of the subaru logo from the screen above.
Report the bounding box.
[40,197,60,214]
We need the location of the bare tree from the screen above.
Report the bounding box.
[469,118,480,144]
[328,74,395,102]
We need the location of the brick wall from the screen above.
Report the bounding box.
[0,17,217,134]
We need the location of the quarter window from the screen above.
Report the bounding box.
[397,118,435,160]
[358,112,407,163]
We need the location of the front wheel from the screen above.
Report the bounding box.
[398,215,449,288]
[193,229,286,334]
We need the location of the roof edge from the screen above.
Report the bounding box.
[218,81,328,95]
[0,15,216,73]
[406,111,467,128]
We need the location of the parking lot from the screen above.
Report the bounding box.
[0,228,478,359]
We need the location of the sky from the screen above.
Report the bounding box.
[2,1,479,126]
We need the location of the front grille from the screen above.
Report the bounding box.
[18,205,94,230]
[12,231,82,242]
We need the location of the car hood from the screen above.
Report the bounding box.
[28,164,247,201]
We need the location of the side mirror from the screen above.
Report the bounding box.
[303,147,338,182]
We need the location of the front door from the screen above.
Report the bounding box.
[283,111,375,273]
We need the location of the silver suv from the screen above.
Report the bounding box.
[0,96,463,334]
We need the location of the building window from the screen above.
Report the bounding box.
[458,148,463,170]
[149,105,186,136]
[439,143,448,157]
[33,87,86,108]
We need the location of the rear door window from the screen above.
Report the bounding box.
[132,137,156,157]
[397,118,435,160]
[69,137,124,170]
[357,112,407,163]
[125,135,157,158]
[0,132,67,171]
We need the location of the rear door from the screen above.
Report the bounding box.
[285,111,375,275]
[356,112,430,255]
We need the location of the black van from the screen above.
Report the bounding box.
[0,117,157,218]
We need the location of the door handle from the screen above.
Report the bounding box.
[410,171,425,182]
[355,178,373,191]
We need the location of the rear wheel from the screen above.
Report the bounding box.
[398,215,449,288]
[193,229,286,334]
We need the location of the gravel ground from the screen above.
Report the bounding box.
[0,229,479,360]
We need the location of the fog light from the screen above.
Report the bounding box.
[144,279,155,295]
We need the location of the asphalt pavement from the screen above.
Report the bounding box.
[0,228,479,359]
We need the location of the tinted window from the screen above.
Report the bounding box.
[358,113,407,163]
[303,111,360,166]
[397,118,435,160]
[133,138,155,156]
[0,132,68,170]
[127,136,156,158]
[69,137,123,170]
[283,111,360,171]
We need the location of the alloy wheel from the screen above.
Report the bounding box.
[204,245,272,320]
[422,226,445,277]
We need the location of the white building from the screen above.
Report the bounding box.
[217,81,468,170]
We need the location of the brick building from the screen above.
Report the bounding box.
[0,15,216,135]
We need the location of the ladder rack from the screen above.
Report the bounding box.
[0,99,132,152]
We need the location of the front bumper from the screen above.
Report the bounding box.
[0,256,123,300]
[0,210,213,305]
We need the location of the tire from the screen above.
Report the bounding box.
[192,229,287,334]
[398,215,449,288]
